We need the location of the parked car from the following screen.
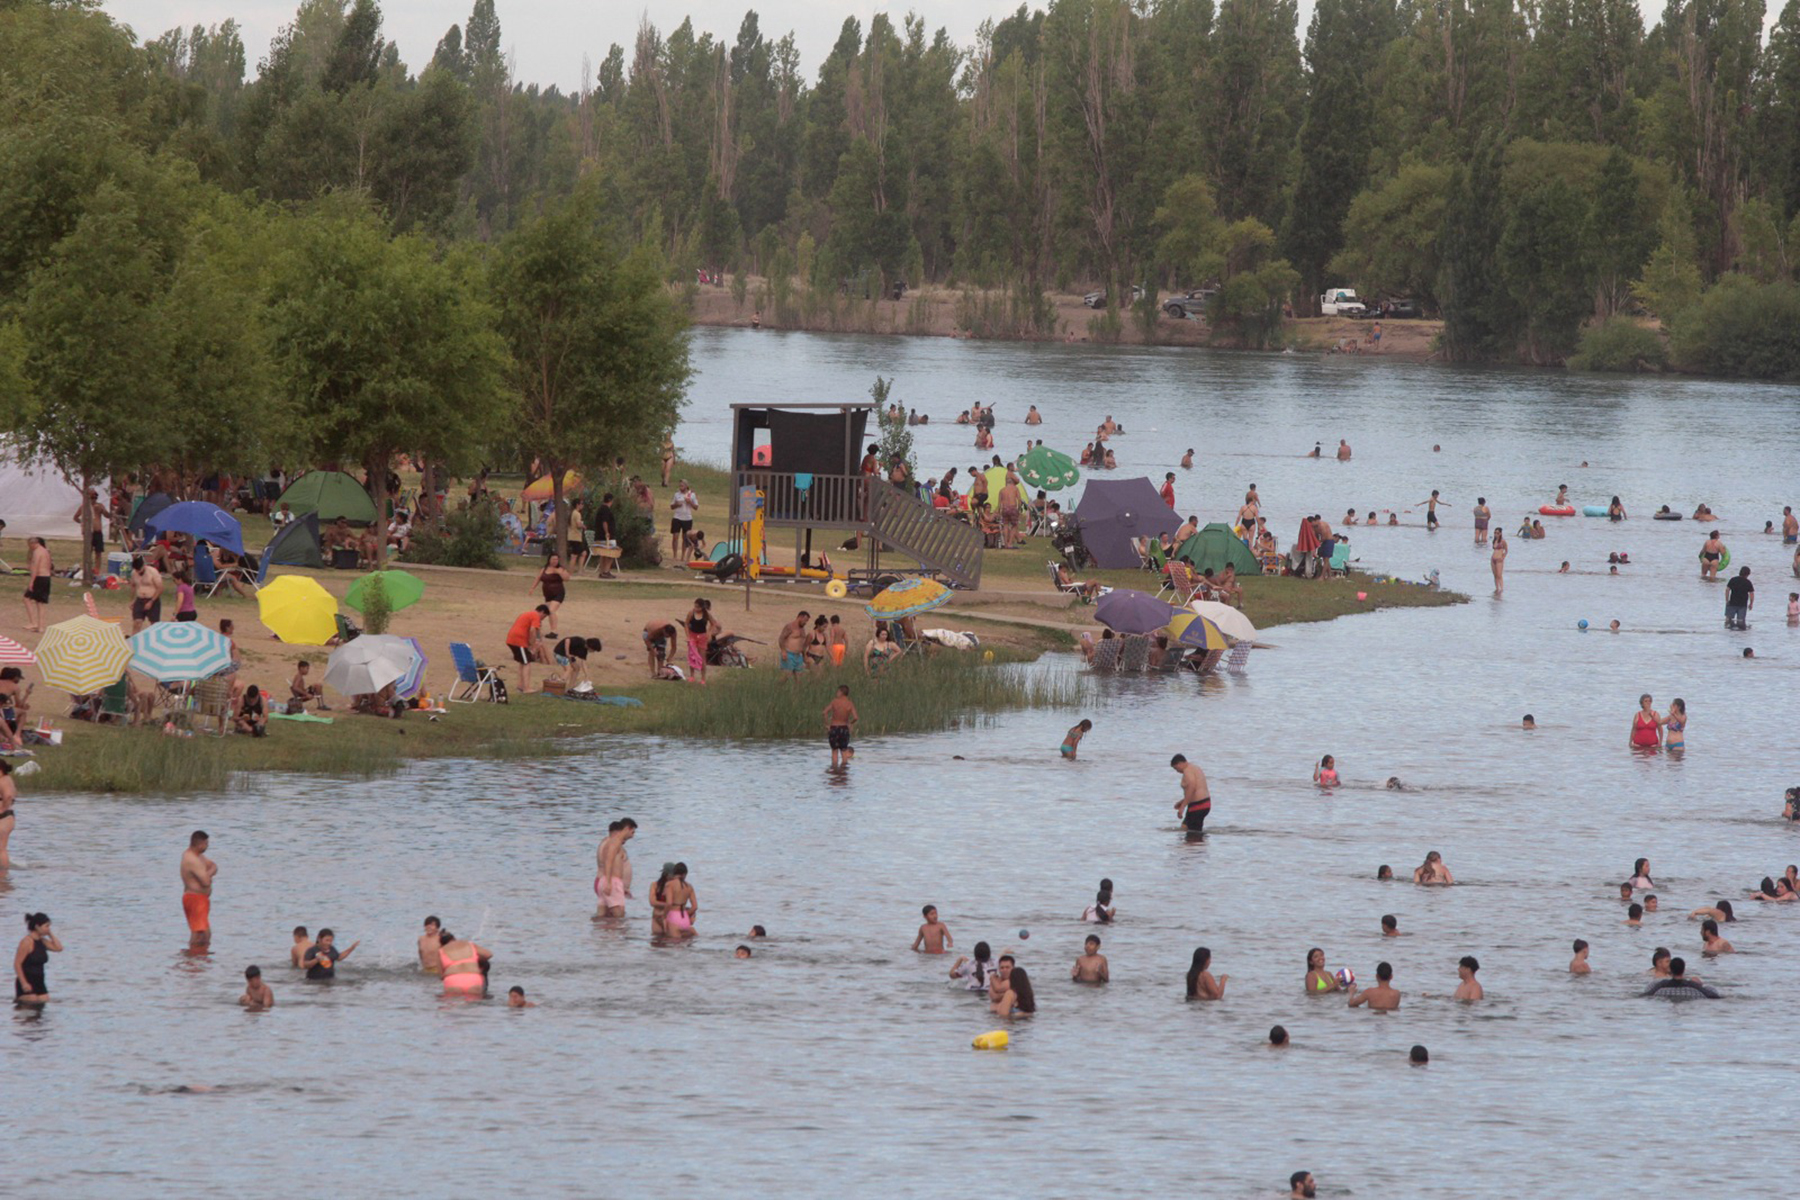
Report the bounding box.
[1162,288,1217,320]
[1082,284,1146,309]
[1379,298,1423,319]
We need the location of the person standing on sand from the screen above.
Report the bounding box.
[823,685,858,768]
[129,555,164,631]
[1473,497,1491,545]
[999,472,1023,549]
[181,830,217,952]
[827,615,848,667]
[1490,529,1507,595]
[669,480,699,563]
[597,817,636,917]
[1171,754,1212,835]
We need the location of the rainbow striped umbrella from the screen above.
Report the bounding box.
[0,636,36,667]
[129,622,234,683]
[395,636,428,699]
[35,615,133,694]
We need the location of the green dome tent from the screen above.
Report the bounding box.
[1173,522,1262,575]
[277,471,377,526]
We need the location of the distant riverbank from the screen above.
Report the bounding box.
[687,277,1442,362]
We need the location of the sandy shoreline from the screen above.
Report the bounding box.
[688,277,1442,362]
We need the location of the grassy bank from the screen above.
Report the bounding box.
[31,651,1083,794]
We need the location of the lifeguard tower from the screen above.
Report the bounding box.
[729,402,983,589]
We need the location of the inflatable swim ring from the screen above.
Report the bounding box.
[1540,505,1577,517]
[825,579,848,599]
[1581,505,1608,517]
[1653,512,1683,521]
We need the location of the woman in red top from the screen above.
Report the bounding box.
[1629,693,1663,750]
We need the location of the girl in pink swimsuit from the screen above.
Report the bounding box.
[437,931,490,993]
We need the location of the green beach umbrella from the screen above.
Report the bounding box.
[345,569,425,614]
[1016,445,1081,491]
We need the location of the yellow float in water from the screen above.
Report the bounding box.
[971,1030,1009,1050]
[825,579,848,599]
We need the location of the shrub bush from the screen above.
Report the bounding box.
[403,499,504,570]
[1568,317,1666,373]
[1667,278,1800,381]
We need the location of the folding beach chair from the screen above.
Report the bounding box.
[1161,561,1205,605]
[449,641,500,702]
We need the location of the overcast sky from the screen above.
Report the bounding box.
[102,0,1059,88]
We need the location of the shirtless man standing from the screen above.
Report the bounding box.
[1453,955,1484,1000]
[1347,961,1401,1010]
[181,830,217,952]
[998,473,1024,550]
[596,818,636,917]
[130,555,164,632]
[1171,754,1212,835]
[778,611,810,680]
[21,537,52,632]
[418,916,443,973]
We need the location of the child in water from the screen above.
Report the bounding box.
[1788,592,1799,625]
[1061,719,1093,759]
[1313,755,1340,787]
[913,905,952,954]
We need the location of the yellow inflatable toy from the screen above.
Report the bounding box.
[825,579,848,599]
[971,1030,1010,1050]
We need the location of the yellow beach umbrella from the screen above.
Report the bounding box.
[865,576,952,620]
[36,615,133,694]
[1166,611,1230,651]
[257,575,339,644]
[522,470,580,502]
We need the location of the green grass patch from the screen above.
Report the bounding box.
[598,649,1085,740]
[31,651,1083,794]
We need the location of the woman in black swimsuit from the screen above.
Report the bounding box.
[14,912,60,1003]
[805,616,829,669]
[0,758,15,869]
[533,554,572,635]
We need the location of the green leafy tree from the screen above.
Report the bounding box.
[1439,138,1522,361]
[1634,186,1706,318]
[489,185,693,554]
[1499,178,1594,364]
[1328,164,1452,308]
[1588,148,1658,318]
[267,202,509,563]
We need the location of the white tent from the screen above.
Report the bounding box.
[0,440,102,542]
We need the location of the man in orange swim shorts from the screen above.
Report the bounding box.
[180,830,217,951]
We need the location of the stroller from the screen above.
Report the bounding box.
[707,634,760,669]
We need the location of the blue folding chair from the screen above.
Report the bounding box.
[449,642,500,702]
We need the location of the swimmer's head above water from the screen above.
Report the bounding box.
[1377,865,1393,880]
[1522,714,1536,729]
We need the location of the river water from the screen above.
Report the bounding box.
[11,330,1800,1196]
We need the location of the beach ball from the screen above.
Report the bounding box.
[1018,929,1030,940]
[1578,619,1589,631]
[1336,967,1356,988]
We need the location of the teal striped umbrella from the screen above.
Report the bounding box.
[395,636,428,699]
[129,622,235,683]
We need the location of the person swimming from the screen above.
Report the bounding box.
[1413,851,1454,885]
[1313,755,1340,788]
[1642,956,1720,998]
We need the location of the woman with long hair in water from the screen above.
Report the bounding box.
[992,965,1036,1016]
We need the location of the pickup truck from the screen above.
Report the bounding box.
[1319,288,1366,317]
[1162,288,1217,320]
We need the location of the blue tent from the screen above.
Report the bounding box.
[143,500,245,555]
[258,513,323,582]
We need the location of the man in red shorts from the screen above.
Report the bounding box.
[181,830,217,952]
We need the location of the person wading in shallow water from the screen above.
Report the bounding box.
[1171,754,1211,835]
[181,831,217,952]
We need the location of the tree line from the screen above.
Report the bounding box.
[0,0,691,565]
[5,0,1800,397]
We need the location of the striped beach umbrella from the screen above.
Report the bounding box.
[1166,611,1229,651]
[865,577,952,621]
[129,622,235,683]
[35,615,133,694]
[0,636,36,667]
[395,636,428,699]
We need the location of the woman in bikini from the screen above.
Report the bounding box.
[532,554,572,635]
[649,863,677,936]
[660,437,676,486]
[1305,947,1342,994]
[1490,529,1507,595]
[1413,851,1455,885]
[666,863,697,938]
[1663,698,1687,752]
[804,616,829,670]
[1629,693,1663,750]
[437,928,492,995]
